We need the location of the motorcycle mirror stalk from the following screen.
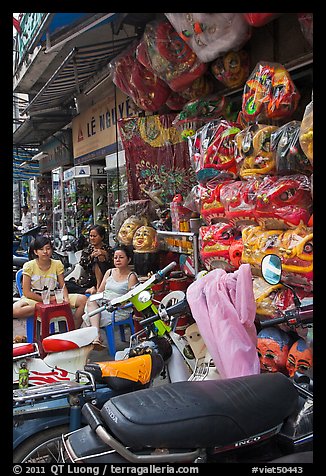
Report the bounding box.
[261,254,301,308]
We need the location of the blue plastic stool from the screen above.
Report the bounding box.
[15,269,35,343]
[104,305,135,357]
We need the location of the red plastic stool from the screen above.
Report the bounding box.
[34,302,75,341]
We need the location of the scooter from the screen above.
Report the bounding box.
[60,254,313,464]
[12,270,199,463]
[13,351,164,463]
[85,261,201,383]
[13,327,98,387]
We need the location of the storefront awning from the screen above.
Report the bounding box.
[23,37,137,114]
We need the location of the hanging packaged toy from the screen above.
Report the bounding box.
[255,174,312,229]
[111,41,171,112]
[189,119,241,183]
[199,222,239,271]
[199,179,235,225]
[165,13,251,63]
[219,178,261,227]
[297,13,313,47]
[211,49,250,89]
[236,124,278,179]
[271,121,312,175]
[172,94,232,127]
[241,62,300,123]
[137,19,207,93]
[299,97,313,164]
[241,223,313,291]
[242,13,282,27]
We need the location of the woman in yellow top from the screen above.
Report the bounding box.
[13,236,87,327]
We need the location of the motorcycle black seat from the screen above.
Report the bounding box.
[101,372,298,449]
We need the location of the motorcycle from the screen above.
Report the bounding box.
[12,263,200,463]
[13,351,164,463]
[13,327,98,387]
[60,254,313,464]
[85,261,203,383]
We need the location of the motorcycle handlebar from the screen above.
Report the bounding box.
[156,262,177,280]
[87,305,108,317]
[259,304,313,328]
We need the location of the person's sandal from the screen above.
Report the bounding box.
[92,337,106,351]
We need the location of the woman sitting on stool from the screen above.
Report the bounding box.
[83,244,138,349]
[13,236,87,328]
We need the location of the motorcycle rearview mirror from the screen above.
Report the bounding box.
[261,254,282,285]
[261,254,301,308]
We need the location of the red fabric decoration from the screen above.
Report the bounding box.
[118,114,197,204]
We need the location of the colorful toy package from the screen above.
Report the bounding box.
[172,94,232,127]
[241,223,313,291]
[110,41,171,112]
[211,49,250,89]
[219,178,261,227]
[137,19,207,93]
[199,222,240,271]
[198,179,236,225]
[188,119,241,183]
[242,13,282,27]
[241,62,300,123]
[165,13,251,63]
[236,124,278,179]
[271,121,313,175]
[254,174,312,229]
[299,98,313,164]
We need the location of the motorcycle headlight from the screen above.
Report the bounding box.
[138,290,152,304]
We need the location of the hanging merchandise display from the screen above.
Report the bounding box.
[164,13,252,63]
[118,114,197,204]
[188,119,241,183]
[271,121,312,175]
[136,19,207,92]
[241,62,300,123]
[242,13,282,27]
[211,49,250,90]
[132,225,160,276]
[299,96,313,165]
[110,40,171,112]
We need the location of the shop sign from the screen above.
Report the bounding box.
[17,13,46,63]
[39,130,73,173]
[90,165,106,176]
[63,165,91,182]
[72,89,132,165]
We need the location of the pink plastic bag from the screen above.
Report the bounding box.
[186,264,260,378]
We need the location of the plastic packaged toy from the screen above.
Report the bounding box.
[241,62,300,123]
[172,94,232,127]
[242,13,282,27]
[199,222,239,271]
[299,98,313,164]
[220,178,261,227]
[254,174,312,229]
[211,49,250,89]
[111,42,171,112]
[165,13,251,63]
[271,121,313,175]
[137,20,207,93]
[241,223,313,291]
[189,119,241,183]
[236,124,278,179]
